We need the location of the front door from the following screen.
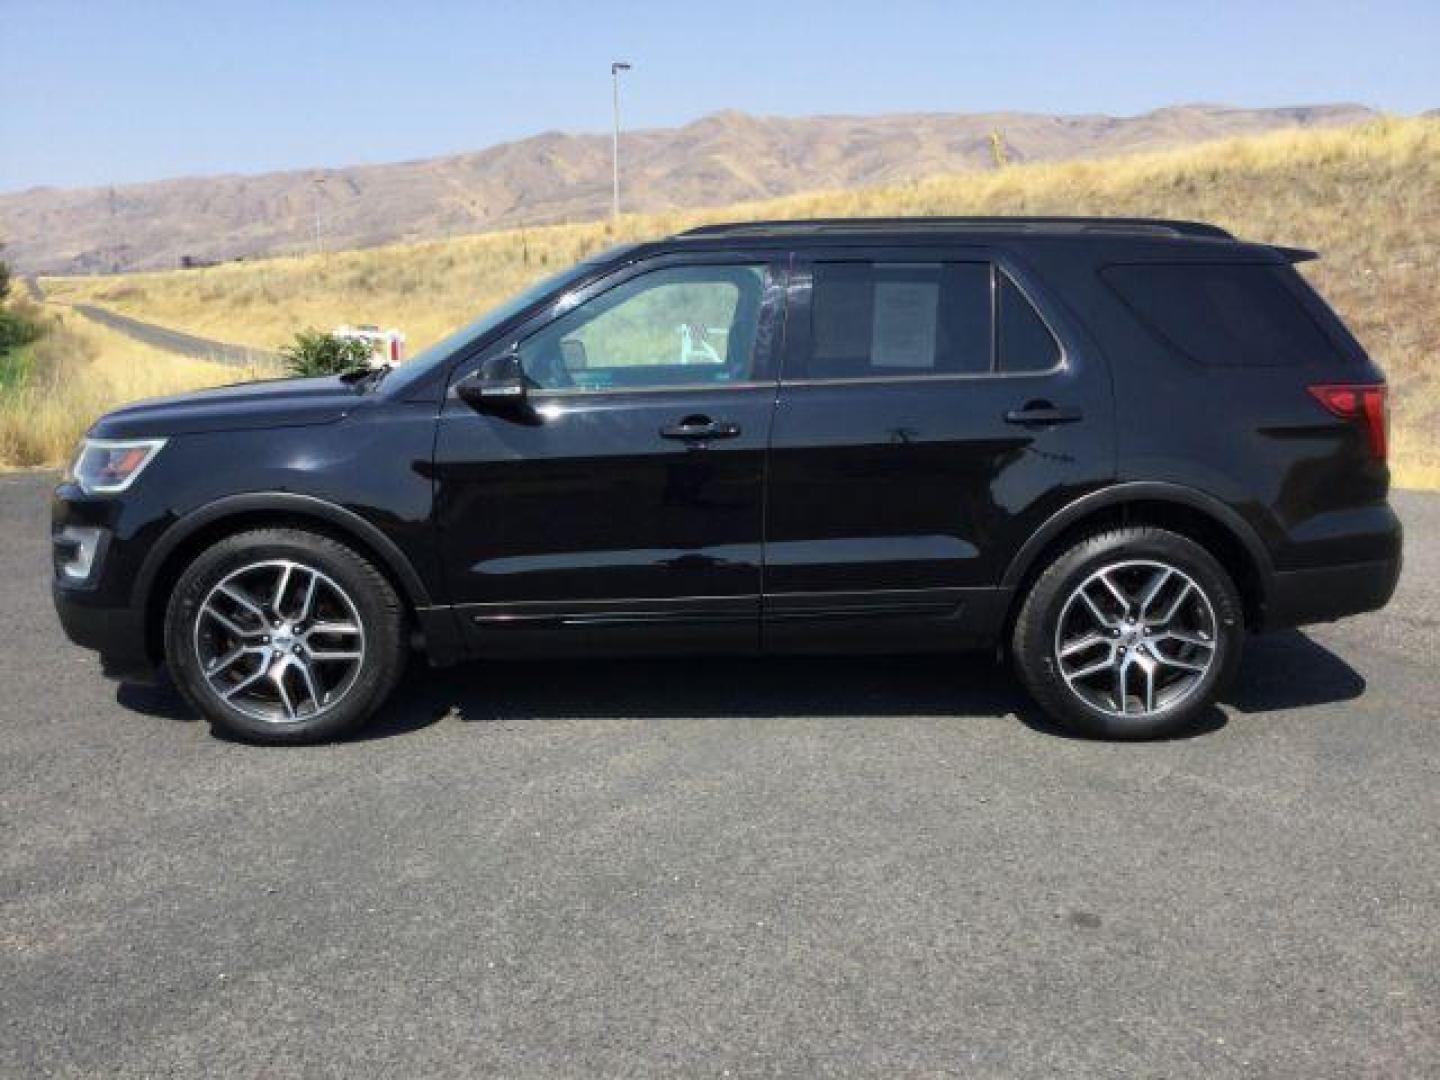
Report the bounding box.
[433,255,787,656]
[763,247,1115,652]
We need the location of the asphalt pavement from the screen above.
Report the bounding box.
[23,279,276,368]
[1,471,1435,1078]
[69,302,277,367]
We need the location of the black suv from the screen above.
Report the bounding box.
[52,218,1401,743]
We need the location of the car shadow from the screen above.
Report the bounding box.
[116,630,1364,744]
[1222,629,1368,713]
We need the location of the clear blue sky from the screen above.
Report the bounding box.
[2,0,1437,192]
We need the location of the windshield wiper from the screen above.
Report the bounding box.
[340,364,392,392]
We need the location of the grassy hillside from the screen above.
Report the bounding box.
[0,309,272,467]
[5,104,1373,274]
[37,117,1440,484]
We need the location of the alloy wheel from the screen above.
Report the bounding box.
[192,559,366,723]
[1053,559,1218,718]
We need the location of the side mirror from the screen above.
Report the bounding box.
[457,350,528,412]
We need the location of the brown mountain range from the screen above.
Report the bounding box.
[0,103,1376,274]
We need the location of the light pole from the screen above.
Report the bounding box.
[610,61,631,220]
[312,176,326,256]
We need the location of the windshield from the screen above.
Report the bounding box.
[381,260,605,397]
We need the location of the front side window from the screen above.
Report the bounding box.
[517,264,768,392]
[801,261,1060,380]
[385,259,603,398]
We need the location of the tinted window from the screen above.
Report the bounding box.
[518,264,767,391]
[808,262,990,379]
[1103,263,1344,367]
[998,274,1061,372]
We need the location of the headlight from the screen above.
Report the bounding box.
[67,437,167,494]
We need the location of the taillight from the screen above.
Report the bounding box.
[1307,383,1388,460]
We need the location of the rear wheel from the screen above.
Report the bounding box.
[164,528,407,743]
[1011,527,1243,739]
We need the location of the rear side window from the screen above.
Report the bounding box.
[1102,262,1345,367]
[803,261,1060,380]
[810,262,990,378]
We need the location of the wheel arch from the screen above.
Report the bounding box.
[136,493,432,666]
[1001,483,1274,634]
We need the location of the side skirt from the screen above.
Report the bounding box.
[429,588,1013,661]
[762,587,1012,654]
[453,595,761,658]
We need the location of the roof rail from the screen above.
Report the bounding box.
[676,216,1234,240]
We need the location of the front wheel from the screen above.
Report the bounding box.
[1011,527,1243,739]
[164,528,407,743]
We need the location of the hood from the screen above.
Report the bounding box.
[88,375,358,439]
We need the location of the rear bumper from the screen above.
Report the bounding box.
[1263,555,1402,631]
[1262,500,1402,630]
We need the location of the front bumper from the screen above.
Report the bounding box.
[52,583,157,681]
[51,483,162,683]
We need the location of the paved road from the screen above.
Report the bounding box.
[24,278,273,367]
[71,302,277,368]
[1,472,1435,1078]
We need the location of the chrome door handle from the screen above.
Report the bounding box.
[660,417,741,440]
[1004,404,1083,426]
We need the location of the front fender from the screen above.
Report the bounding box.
[133,491,434,611]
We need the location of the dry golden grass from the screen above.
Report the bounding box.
[37,116,1440,485]
[0,308,274,467]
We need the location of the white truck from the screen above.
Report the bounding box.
[332,324,405,367]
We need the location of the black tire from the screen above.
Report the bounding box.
[164,527,407,744]
[1011,526,1243,740]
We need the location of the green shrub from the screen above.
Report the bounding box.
[0,304,45,351]
[279,329,373,377]
[0,342,30,390]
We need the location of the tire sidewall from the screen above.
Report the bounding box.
[1017,529,1243,739]
[164,530,404,743]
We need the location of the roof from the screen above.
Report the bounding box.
[674,216,1234,241]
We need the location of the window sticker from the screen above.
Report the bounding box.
[870,281,939,367]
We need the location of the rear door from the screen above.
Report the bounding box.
[763,245,1115,651]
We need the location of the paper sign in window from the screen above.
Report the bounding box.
[870,281,939,367]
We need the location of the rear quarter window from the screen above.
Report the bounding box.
[998,273,1061,373]
[1102,262,1347,367]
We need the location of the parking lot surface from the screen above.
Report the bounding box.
[2,472,1436,1077]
